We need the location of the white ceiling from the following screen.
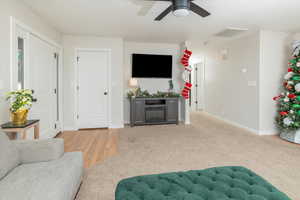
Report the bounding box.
[22,0,300,43]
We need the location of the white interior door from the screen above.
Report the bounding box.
[77,50,109,129]
[192,63,205,111]
[26,34,58,139]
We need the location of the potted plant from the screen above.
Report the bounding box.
[6,89,36,125]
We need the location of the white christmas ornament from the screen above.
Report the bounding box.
[290,110,295,114]
[295,83,300,92]
[284,97,289,102]
[284,72,294,80]
[297,62,300,67]
[283,117,293,126]
[288,81,294,85]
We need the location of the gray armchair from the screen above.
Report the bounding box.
[0,132,83,200]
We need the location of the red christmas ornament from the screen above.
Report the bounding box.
[279,111,288,116]
[273,95,282,101]
[288,68,293,72]
[288,94,296,99]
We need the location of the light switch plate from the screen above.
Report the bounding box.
[241,68,247,73]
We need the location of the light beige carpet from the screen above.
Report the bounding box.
[77,112,300,200]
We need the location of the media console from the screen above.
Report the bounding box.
[130,97,179,127]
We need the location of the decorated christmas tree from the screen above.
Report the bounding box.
[273,41,300,131]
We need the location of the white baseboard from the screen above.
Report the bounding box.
[185,121,191,125]
[258,130,278,136]
[63,126,78,131]
[203,112,260,135]
[109,124,124,129]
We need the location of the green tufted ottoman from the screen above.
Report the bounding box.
[116,166,291,200]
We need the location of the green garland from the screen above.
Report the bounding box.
[127,88,180,99]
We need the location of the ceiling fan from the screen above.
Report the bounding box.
[144,0,210,21]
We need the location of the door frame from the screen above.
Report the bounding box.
[10,17,64,133]
[74,48,112,130]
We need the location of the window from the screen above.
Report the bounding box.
[17,37,25,89]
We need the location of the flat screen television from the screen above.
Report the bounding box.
[132,54,173,78]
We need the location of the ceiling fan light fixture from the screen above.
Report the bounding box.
[173,8,190,17]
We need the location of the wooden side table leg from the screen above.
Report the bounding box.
[6,132,17,140]
[22,130,27,140]
[11,132,17,140]
[34,123,40,139]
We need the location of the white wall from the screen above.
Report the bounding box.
[200,33,261,132]
[0,0,61,124]
[258,31,291,135]
[62,36,124,129]
[190,31,300,135]
[123,41,183,123]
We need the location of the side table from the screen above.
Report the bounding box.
[1,120,40,140]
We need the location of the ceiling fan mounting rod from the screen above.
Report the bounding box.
[172,0,190,11]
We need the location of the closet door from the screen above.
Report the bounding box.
[26,34,58,139]
[77,50,110,129]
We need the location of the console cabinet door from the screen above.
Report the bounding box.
[167,99,178,123]
[131,99,145,125]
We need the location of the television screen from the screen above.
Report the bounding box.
[132,54,173,78]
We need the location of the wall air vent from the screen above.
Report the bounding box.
[215,28,249,38]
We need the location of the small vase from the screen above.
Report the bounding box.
[11,109,28,125]
[280,130,300,144]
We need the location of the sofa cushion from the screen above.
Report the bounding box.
[116,166,291,200]
[13,138,64,164]
[0,152,83,200]
[0,133,20,180]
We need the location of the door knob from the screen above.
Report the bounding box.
[104,92,108,95]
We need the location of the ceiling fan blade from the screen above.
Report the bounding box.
[155,5,173,21]
[190,2,210,17]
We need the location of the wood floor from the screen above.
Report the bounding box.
[57,129,119,168]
